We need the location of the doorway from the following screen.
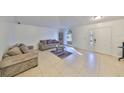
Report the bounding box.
[59,32,64,45]
[89,27,112,55]
[66,30,72,46]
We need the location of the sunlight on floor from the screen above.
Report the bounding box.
[65,46,83,55]
[87,52,97,69]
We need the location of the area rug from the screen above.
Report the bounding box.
[51,50,72,59]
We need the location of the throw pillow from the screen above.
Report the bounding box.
[7,46,22,56]
[8,43,20,50]
[19,44,30,54]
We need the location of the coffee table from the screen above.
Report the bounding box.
[51,45,65,56]
[56,45,64,51]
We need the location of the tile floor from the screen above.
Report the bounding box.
[16,47,124,77]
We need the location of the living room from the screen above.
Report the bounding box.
[1,0,124,93]
[1,16,124,77]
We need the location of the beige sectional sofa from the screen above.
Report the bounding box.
[39,39,60,51]
[0,50,38,77]
[0,44,38,77]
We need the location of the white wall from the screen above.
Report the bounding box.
[0,22,59,60]
[0,22,10,60]
[13,24,59,49]
[71,19,124,57]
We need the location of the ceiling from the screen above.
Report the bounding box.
[0,16,124,29]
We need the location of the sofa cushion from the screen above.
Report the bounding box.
[7,46,22,56]
[19,44,30,54]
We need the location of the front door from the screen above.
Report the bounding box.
[89,27,112,55]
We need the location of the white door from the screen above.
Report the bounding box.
[89,27,112,55]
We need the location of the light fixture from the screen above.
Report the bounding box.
[18,21,21,24]
[91,16,103,21]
